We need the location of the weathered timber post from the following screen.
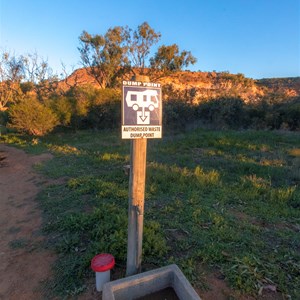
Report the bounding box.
[126,138,147,276]
[126,75,149,276]
[122,74,162,276]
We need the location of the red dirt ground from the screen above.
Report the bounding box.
[0,144,55,300]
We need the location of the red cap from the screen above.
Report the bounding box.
[91,253,115,272]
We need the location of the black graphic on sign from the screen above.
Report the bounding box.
[123,86,161,126]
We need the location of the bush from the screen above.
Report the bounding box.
[50,96,73,126]
[0,110,9,126]
[8,97,58,136]
[246,101,269,129]
[86,88,121,129]
[92,88,121,106]
[67,86,93,129]
[198,97,245,129]
[87,99,120,129]
[246,97,300,131]
[61,86,121,130]
[276,97,300,130]
[163,99,196,131]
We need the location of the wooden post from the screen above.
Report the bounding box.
[126,75,149,276]
[126,138,147,276]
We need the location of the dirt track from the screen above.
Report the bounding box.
[0,144,55,300]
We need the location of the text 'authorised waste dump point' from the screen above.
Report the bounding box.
[122,80,162,139]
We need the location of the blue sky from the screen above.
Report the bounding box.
[1,0,299,79]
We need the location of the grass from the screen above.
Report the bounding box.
[9,238,30,249]
[1,128,300,298]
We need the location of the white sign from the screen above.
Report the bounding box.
[122,81,162,139]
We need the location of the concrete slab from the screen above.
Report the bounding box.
[102,264,201,300]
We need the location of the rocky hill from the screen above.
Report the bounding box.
[257,77,300,97]
[62,68,300,104]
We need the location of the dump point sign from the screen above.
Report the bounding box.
[122,80,162,139]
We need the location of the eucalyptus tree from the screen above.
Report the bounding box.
[21,52,58,100]
[127,21,161,75]
[0,50,58,110]
[78,26,130,88]
[78,22,197,87]
[150,44,197,75]
[0,52,24,110]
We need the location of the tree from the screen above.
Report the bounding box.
[127,22,161,75]
[22,52,59,101]
[78,26,129,88]
[78,22,197,86]
[0,51,59,110]
[150,44,197,74]
[0,52,24,111]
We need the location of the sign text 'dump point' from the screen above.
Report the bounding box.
[122,80,161,88]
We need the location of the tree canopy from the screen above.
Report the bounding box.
[0,51,56,111]
[78,22,197,87]
[127,21,161,74]
[79,26,130,89]
[150,44,197,73]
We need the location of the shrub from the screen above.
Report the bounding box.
[198,97,245,129]
[50,96,73,126]
[92,88,121,106]
[277,97,300,130]
[163,99,196,131]
[245,101,269,129]
[246,97,300,131]
[67,87,92,129]
[8,97,58,136]
[62,86,121,130]
[87,99,120,129]
[86,88,121,129]
[0,110,9,126]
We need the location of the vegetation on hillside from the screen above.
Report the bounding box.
[1,70,299,135]
[1,22,299,136]
[257,77,300,95]
[0,24,299,135]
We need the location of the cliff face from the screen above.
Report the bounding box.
[257,77,300,98]
[159,71,300,103]
[58,68,99,91]
[63,68,300,103]
[159,71,263,103]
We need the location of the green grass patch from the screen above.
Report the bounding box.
[9,238,30,249]
[2,128,299,298]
